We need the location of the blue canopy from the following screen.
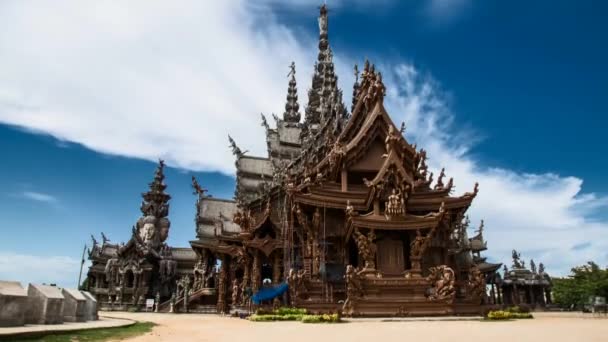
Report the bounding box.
[252,282,289,305]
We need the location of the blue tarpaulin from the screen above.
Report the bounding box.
[252,282,289,305]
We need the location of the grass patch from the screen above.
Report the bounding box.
[4,322,155,342]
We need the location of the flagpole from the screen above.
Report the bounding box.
[78,243,87,289]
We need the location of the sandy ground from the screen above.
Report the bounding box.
[103,311,608,342]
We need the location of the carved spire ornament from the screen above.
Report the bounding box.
[283,62,301,123]
[140,159,171,219]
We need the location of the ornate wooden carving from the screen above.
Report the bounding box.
[287,268,307,306]
[426,265,456,304]
[353,228,377,270]
[467,266,486,303]
[343,265,364,316]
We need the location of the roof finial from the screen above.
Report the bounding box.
[228,135,247,158]
[283,62,301,123]
[261,113,270,131]
[351,64,360,111]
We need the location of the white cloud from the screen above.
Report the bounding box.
[0,0,606,276]
[0,252,85,288]
[381,64,608,275]
[20,191,58,203]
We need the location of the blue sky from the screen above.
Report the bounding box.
[0,0,606,287]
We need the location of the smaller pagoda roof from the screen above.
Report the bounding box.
[476,261,502,274]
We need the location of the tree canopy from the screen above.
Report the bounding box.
[552,261,608,308]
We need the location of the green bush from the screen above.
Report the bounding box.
[301,313,340,323]
[249,313,305,321]
[275,307,308,316]
[486,310,533,320]
[249,310,340,323]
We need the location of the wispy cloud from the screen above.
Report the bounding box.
[21,191,58,203]
[0,0,605,276]
[0,252,83,288]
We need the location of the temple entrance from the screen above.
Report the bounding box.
[126,271,135,288]
[376,238,405,275]
[261,262,273,284]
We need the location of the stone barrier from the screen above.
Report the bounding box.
[81,291,99,321]
[26,284,65,325]
[61,288,87,322]
[0,281,28,327]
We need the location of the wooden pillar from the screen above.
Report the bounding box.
[217,255,228,314]
[252,250,261,293]
[272,252,282,284]
[341,169,348,192]
[373,199,380,216]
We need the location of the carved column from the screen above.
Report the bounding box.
[341,169,348,192]
[273,251,282,307]
[217,256,228,314]
[252,250,261,293]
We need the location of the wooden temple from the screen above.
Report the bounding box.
[87,161,196,311]
[187,5,493,316]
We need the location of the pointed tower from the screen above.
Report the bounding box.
[140,159,171,219]
[283,62,301,123]
[301,4,347,142]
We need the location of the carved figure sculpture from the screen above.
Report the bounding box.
[410,230,426,257]
[353,228,376,270]
[385,187,405,219]
[426,265,456,303]
[383,124,399,157]
[287,268,307,306]
[512,250,522,268]
[231,279,240,306]
[468,266,486,302]
[233,209,253,232]
[343,265,364,316]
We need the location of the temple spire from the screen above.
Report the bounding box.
[140,159,171,218]
[302,4,345,139]
[283,62,301,123]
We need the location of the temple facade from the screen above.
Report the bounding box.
[187,5,491,317]
[85,5,542,317]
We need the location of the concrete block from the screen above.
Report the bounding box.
[61,288,87,322]
[26,284,65,325]
[81,291,98,321]
[0,281,28,327]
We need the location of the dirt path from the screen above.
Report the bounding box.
[104,312,608,342]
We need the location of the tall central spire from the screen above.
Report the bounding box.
[302,4,343,136]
